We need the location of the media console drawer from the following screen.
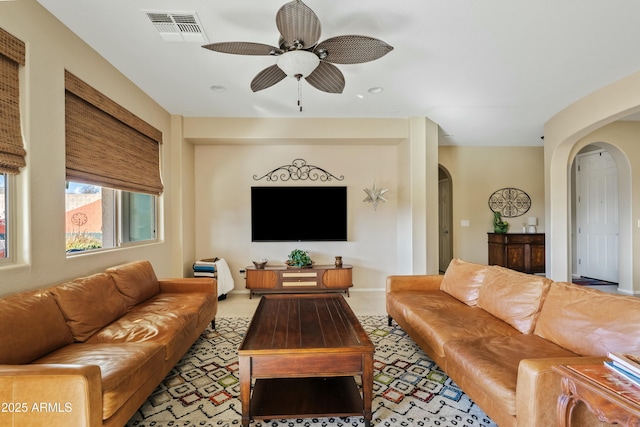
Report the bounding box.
[281,271,319,287]
[245,265,353,298]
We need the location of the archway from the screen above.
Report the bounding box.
[571,143,630,288]
[545,108,640,294]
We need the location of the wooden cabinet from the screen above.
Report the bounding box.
[245,269,277,290]
[245,265,353,298]
[488,233,545,274]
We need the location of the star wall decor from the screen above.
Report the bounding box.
[363,181,388,210]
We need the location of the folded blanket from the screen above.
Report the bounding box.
[214,258,235,296]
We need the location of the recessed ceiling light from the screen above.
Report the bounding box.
[368,87,383,94]
[210,85,226,92]
[356,94,365,99]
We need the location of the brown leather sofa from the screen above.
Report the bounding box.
[386,258,640,427]
[0,260,217,427]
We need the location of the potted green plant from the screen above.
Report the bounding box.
[286,249,313,268]
[493,211,509,234]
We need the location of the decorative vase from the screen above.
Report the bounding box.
[335,256,343,268]
[493,211,509,234]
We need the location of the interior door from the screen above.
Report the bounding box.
[575,150,619,282]
[438,176,453,272]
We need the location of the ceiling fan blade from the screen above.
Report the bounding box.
[202,41,278,56]
[276,0,321,49]
[315,35,394,64]
[305,62,345,94]
[251,65,287,92]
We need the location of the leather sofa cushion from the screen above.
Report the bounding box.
[86,294,201,363]
[444,334,577,418]
[396,290,520,358]
[127,292,215,327]
[478,266,551,334]
[34,342,164,420]
[0,290,73,364]
[534,281,640,356]
[440,258,489,306]
[106,260,160,309]
[52,273,128,342]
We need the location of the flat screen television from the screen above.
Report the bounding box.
[251,186,347,241]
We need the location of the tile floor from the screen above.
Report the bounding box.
[584,284,619,294]
[216,290,387,318]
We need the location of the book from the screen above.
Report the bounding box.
[195,258,219,266]
[608,352,640,377]
[193,265,216,272]
[566,364,640,404]
[194,271,216,278]
[605,361,640,388]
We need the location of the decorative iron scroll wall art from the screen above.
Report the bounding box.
[488,187,531,218]
[253,158,344,181]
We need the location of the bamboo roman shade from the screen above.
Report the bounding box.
[0,28,26,174]
[65,71,164,195]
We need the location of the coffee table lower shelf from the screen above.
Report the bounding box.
[250,376,366,421]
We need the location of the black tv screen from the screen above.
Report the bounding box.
[251,186,347,241]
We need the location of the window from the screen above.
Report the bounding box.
[121,191,156,243]
[63,72,162,255]
[65,181,156,253]
[0,173,7,260]
[1,29,27,263]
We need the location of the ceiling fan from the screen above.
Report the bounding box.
[202,0,393,110]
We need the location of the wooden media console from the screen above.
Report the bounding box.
[244,264,353,298]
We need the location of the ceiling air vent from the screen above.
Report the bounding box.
[144,11,208,43]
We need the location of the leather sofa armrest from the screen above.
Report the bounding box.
[158,278,217,294]
[386,275,443,293]
[0,364,102,427]
[516,356,608,427]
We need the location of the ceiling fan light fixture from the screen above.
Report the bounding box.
[276,50,320,78]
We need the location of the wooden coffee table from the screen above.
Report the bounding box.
[238,293,374,427]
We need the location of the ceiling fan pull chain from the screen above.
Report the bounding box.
[296,74,303,112]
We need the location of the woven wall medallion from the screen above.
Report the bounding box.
[488,188,531,218]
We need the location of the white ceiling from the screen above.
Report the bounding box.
[36,0,640,146]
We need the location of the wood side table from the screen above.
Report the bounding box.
[553,365,640,426]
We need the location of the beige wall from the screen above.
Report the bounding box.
[438,146,545,264]
[185,125,544,291]
[192,143,400,291]
[0,1,179,296]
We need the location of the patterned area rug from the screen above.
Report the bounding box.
[126,316,497,427]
